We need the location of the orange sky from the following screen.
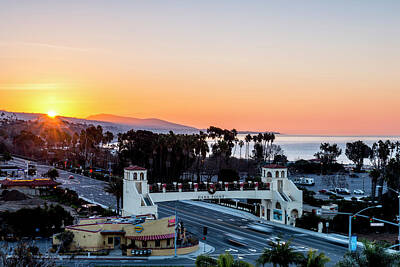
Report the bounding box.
[1,1,400,135]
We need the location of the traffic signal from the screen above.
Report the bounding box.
[202,237,206,240]
[370,217,373,223]
[353,215,357,220]
[203,226,208,236]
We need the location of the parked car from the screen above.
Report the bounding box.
[334,188,350,195]
[68,175,74,179]
[353,189,365,195]
[319,189,328,194]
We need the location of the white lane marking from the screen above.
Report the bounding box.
[217,219,223,221]
[249,248,256,252]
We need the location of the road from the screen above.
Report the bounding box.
[7,158,347,266]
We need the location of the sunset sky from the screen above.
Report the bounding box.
[1,1,399,135]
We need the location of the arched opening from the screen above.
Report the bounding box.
[267,172,272,178]
[290,209,299,226]
[133,173,137,180]
[281,171,285,178]
[275,171,280,178]
[140,173,144,180]
[275,202,281,209]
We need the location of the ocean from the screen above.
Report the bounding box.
[218,134,400,164]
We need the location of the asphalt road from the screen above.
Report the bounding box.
[6,158,347,266]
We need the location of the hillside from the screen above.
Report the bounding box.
[86,114,198,132]
[0,110,198,134]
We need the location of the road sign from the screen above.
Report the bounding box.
[134,224,143,233]
[370,223,384,227]
[350,236,357,252]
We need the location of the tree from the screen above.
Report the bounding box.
[45,168,59,180]
[0,242,56,267]
[345,141,371,172]
[314,143,342,173]
[195,254,217,267]
[104,177,123,215]
[257,240,303,267]
[336,241,398,267]
[298,250,330,267]
[55,230,74,252]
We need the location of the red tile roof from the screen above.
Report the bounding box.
[0,178,60,187]
[263,164,287,169]
[125,165,146,171]
[126,233,175,241]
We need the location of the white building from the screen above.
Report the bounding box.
[122,164,302,225]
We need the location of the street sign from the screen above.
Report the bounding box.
[350,236,357,252]
[370,223,384,227]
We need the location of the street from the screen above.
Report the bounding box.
[6,158,347,266]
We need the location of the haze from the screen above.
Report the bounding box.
[1,1,399,135]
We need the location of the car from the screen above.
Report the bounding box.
[319,189,328,194]
[225,233,248,246]
[68,175,74,179]
[353,189,365,195]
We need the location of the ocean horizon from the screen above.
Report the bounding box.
[225,134,400,164]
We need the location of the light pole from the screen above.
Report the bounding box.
[348,205,382,251]
[377,185,400,244]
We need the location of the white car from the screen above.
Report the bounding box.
[353,189,365,195]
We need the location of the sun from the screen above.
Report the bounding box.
[47,110,57,118]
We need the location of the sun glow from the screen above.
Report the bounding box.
[47,110,57,118]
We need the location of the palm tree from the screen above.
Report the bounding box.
[195,254,217,267]
[104,177,123,215]
[336,240,398,267]
[195,252,253,267]
[256,240,303,267]
[239,140,244,159]
[298,250,330,267]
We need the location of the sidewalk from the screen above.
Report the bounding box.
[52,241,214,261]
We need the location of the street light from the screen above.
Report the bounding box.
[377,185,400,244]
[348,205,382,251]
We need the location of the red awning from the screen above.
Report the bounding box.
[127,233,175,241]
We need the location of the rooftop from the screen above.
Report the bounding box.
[0,178,60,187]
[262,164,287,169]
[125,165,146,171]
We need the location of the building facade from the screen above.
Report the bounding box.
[53,215,198,256]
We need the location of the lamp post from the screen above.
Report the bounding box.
[348,205,382,251]
[377,185,400,244]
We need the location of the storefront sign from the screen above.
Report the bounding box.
[134,225,143,233]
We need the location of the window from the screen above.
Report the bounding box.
[166,238,171,246]
[108,237,113,244]
[267,172,272,177]
[134,173,137,180]
[142,241,147,247]
[155,240,160,247]
[263,170,266,177]
[275,171,279,178]
[275,202,281,209]
[281,171,285,178]
[140,173,144,180]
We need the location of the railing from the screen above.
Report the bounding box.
[148,181,271,193]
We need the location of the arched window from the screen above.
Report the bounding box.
[133,173,137,180]
[275,171,280,178]
[281,171,285,178]
[275,202,281,209]
[267,172,272,177]
[140,173,144,180]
